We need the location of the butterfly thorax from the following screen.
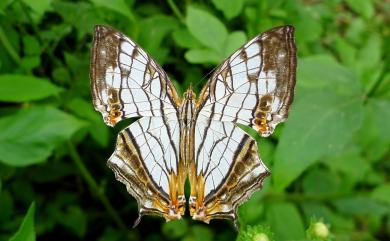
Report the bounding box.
[179,87,196,128]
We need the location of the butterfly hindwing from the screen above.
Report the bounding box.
[108,116,185,223]
[189,121,269,226]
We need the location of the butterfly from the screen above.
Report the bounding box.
[90,25,296,228]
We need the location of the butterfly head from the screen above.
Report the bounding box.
[184,84,195,100]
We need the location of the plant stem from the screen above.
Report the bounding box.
[366,56,390,97]
[67,142,127,230]
[0,26,21,64]
[167,0,185,23]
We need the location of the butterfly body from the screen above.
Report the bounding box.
[90,25,296,228]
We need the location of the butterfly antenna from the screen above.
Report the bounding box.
[192,65,219,91]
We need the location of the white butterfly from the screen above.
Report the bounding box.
[90,25,296,228]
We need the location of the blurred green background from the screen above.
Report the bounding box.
[0,0,390,240]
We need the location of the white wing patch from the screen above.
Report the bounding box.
[194,120,268,196]
[110,117,180,195]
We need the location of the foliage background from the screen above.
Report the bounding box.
[0,0,389,240]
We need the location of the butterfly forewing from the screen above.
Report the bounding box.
[197,26,296,137]
[90,25,180,126]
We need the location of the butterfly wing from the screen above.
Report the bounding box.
[90,25,184,223]
[190,26,296,226]
[189,120,269,227]
[91,25,180,126]
[197,26,296,137]
[108,116,185,224]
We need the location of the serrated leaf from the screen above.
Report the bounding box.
[211,0,245,19]
[9,202,35,241]
[90,0,135,21]
[186,6,228,53]
[273,91,364,190]
[0,107,86,166]
[185,48,221,64]
[267,202,305,240]
[0,75,63,102]
[345,0,374,19]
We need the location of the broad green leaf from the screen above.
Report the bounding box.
[211,0,245,19]
[0,107,86,166]
[21,0,51,20]
[295,6,323,43]
[172,28,203,49]
[324,146,369,182]
[9,202,36,241]
[223,31,247,58]
[266,202,305,240]
[273,91,364,190]
[345,0,374,19]
[356,98,390,162]
[371,184,390,205]
[332,196,389,216]
[0,75,63,102]
[66,98,109,147]
[185,48,221,64]
[186,6,228,53]
[297,55,362,95]
[302,168,342,195]
[90,0,135,21]
[138,15,179,63]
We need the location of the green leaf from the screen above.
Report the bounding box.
[186,6,228,53]
[172,28,203,49]
[297,55,362,95]
[66,98,109,147]
[0,107,86,166]
[295,6,323,43]
[137,15,179,63]
[356,99,390,162]
[185,48,221,64]
[267,202,305,240]
[371,184,390,205]
[58,206,87,237]
[0,75,63,102]
[345,0,374,19]
[211,0,245,19]
[273,91,364,190]
[90,0,135,21]
[21,0,51,20]
[223,31,247,58]
[9,202,36,241]
[162,220,188,239]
